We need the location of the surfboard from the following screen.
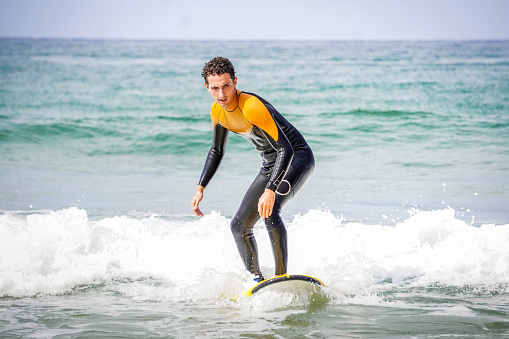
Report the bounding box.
[243,274,325,297]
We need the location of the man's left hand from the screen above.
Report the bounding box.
[258,189,276,218]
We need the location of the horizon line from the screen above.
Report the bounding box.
[1,35,508,43]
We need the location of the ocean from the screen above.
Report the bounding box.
[0,38,508,338]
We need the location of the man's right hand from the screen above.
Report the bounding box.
[191,185,205,217]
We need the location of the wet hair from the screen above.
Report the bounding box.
[201,57,236,84]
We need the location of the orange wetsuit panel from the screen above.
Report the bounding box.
[211,90,279,143]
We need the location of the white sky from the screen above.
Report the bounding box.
[0,0,508,40]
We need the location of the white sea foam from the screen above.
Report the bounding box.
[0,207,508,302]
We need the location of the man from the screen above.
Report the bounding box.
[191,57,314,282]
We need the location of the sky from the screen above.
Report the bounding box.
[0,0,508,41]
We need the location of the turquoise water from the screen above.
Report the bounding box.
[1,39,508,337]
[1,39,508,222]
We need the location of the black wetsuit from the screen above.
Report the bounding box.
[198,90,314,278]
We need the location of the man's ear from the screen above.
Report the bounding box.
[204,82,209,90]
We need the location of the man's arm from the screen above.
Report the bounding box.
[263,124,294,192]
[258,124,294,218]
[198,124,228,188]
[191,124,229,216]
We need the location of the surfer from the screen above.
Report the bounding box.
[191,57,314,282]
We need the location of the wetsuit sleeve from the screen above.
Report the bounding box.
[261,123,294,191]
[198,124,228,188]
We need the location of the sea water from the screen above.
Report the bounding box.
[0,39,508,338]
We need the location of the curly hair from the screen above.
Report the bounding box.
[201,57,236,84]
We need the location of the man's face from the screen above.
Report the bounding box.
[205,73,238,109]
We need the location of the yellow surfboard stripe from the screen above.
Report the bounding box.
[243,274,325,297]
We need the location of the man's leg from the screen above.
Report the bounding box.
[264,149,315,276]
[230,171,268,279]
[264,207,288,276]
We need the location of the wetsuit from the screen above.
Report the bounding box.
[198,89,314,278]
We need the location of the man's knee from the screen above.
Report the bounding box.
[230,216,241,237]
[264,213,285,232]
[230,216,253,241]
